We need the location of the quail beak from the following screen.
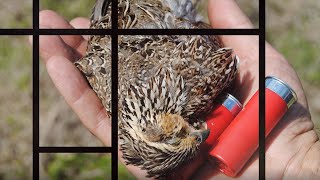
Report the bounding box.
[200,129,210,143]
[191,129,210,143]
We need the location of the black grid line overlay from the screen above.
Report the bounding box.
[33,0,39,179]
[259,0,266,179]
[0,0,266,179]
[111,1,119,179]
[32,35,39,180]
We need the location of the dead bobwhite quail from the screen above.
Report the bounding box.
[74,0,239,178]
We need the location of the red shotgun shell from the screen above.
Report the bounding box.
[209,76,297,177]
[204,94,243,147]
[265,76,297,136]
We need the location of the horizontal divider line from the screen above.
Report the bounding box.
[0,29,33,35]
[111,1,119,179]
[0,28,259,35]
[38,147,112,153]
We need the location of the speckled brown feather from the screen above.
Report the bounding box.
[74,0,239,178]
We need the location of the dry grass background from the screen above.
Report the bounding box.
[0,0,319,179]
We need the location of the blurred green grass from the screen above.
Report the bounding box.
[0,1,32,28]
[40,154,135,180]
[46,154,111,180]
[0,36,32,179]
[41,0,94,21]
[267,28,320,86]
[266,0,320,85]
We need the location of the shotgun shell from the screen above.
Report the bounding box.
[265,76,297,136]
[204,94,243,147]
[208,76,297,177]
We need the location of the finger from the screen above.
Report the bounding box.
[39,35,82,62]
[208,0,257,57]
[208,0,253,29]
[208,0,258,103]
[39,10,86,52]
[46,55,111,146]
[40,10,73,29]
[228,36,259,104]
[265,43,308,106]
[60,34,87,57]
[70,17,90,29]
[69,17,91,44]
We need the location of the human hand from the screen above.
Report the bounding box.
[189,0,319,179]
[36,10,112,147]
[36,0,320,178]
[36,10,197,178]
[36,10,154,178]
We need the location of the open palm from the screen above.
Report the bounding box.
[35,0,319,179]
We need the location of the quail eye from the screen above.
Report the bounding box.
[196,136,202,143]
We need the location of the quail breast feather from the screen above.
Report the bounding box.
[74,0,239,178]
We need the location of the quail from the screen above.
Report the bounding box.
[74,0,239,178]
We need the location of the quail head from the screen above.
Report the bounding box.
[74,0,240,178]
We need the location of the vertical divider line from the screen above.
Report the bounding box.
[111,0,119,179]
[33,0,40,180]
[259,0,266,179]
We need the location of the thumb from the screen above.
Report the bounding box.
[208,0,259,103]
[208,0,257,57]
[208,0,253,29]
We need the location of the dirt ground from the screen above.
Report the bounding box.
[0,0,319,179]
